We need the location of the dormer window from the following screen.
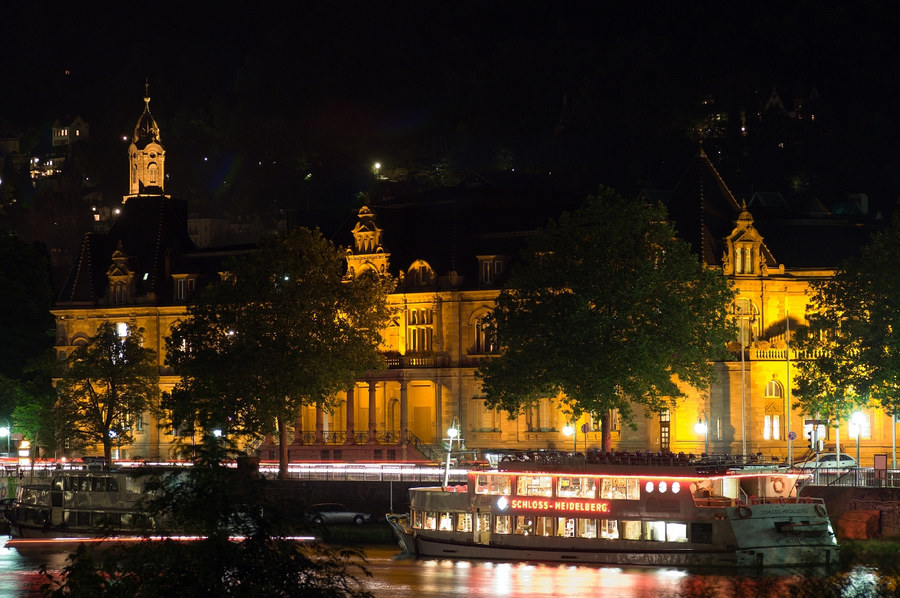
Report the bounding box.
[173,274,198,302]
[478,255,506,285]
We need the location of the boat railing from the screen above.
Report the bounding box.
[692,494,825,508]
[497,450,774,472]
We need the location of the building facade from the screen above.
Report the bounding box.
[51,95,892,467]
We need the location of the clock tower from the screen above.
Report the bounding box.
[125,81,166,200]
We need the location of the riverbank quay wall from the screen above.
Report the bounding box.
[802,485,900,538]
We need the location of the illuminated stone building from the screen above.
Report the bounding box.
[52,90,232,460]
[51,94,888,466]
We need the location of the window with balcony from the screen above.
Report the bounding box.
[407,308,433,353]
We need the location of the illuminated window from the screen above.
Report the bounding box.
[407,308,433,352]
[476,513,490,533]
[456,513,472,532]
[622,520,641,540]
[474,317,497,354]
[643,520,666,541]
[534,516,553,536]
[514,516,534,535]
[666,522,688,542]
[763,379,784,440]
[602,478,640,500]
[577,518,597,538]
[600,519,619,539]
[517,475,553,497]
[423,512,437,530]
[555,517,575,537]
[475,474,511,495]
[494,515,511,534]
[557,476,596,499]
[412,510,423,529]
[439,512,453,531]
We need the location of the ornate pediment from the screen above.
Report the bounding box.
[346,206,390,280]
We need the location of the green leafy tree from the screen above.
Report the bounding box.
[40,435,374,598]
[55,322,160,465]
[476,188,735,451]
[7,351,68,459]
[166,227,394,478]
[793,212,900,427]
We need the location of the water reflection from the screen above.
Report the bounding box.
[0,539,887,598]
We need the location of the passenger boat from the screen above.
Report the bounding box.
[3,467,172,539]
[386,451,839,568]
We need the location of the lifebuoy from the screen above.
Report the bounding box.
[738,505,753,518]
[772,478,785,494]
[815,504,827,517]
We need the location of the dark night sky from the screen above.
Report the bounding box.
[3,2,900,216]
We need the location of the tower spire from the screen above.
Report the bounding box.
[125,80,166,199]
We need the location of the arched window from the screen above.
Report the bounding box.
[474,317,497,354]
[763,378,784,440]
[407,308,434,353]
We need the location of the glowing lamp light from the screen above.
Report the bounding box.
[694,420,708,435]
[212,429,223,438]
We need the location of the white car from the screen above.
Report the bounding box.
[793,453,857,469]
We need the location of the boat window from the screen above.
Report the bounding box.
[514,516,534,535]
[600,478,640,500]
[107,478,118,492]
[494,515,512,534]
[456,512,473,532]
[622,520,642,540]
[600,519,619,539]
[534,516,553,536]
[438,512,453,531]
[577,518,597,538]
[555,517,575,537]
[52,477,64,492]
[642,520,666,541]
[423,512,438,530]
[412,510,424,529]
[691,522,713,544]
[557,476,596,499]
[476,513,491,532]
[666,522,688,542]
[516,475,553,497]
[92,477,107,492]
[475,474,511,495]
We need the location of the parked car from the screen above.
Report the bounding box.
[305,503,373,525]
[793,453,857,469]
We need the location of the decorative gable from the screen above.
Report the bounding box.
[345,206,390,279]
[106,242,135,304]
[723,204,769,276]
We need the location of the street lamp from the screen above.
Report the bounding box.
[562,424,577,453]
[0,418,10,456]
[734,299,754,461]
[694,412,709,455]
[443,417,461,489]
[850,411,866,468]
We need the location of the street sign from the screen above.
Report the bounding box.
[787,431,797,441]
[581,423,589,434]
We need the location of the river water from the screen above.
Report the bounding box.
[0,539,877,597]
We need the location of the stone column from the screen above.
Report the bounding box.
[345,385,356,444]
[400,378,409,460]
[315,407,324,444]
[368,381,378,444]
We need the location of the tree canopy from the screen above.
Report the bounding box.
[41,435,374,598]
[55,322,160,464]
[165,227,394,478]
[476,188,735,450]
[793,211,900,423]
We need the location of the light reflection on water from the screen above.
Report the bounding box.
[0,539,882,598]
